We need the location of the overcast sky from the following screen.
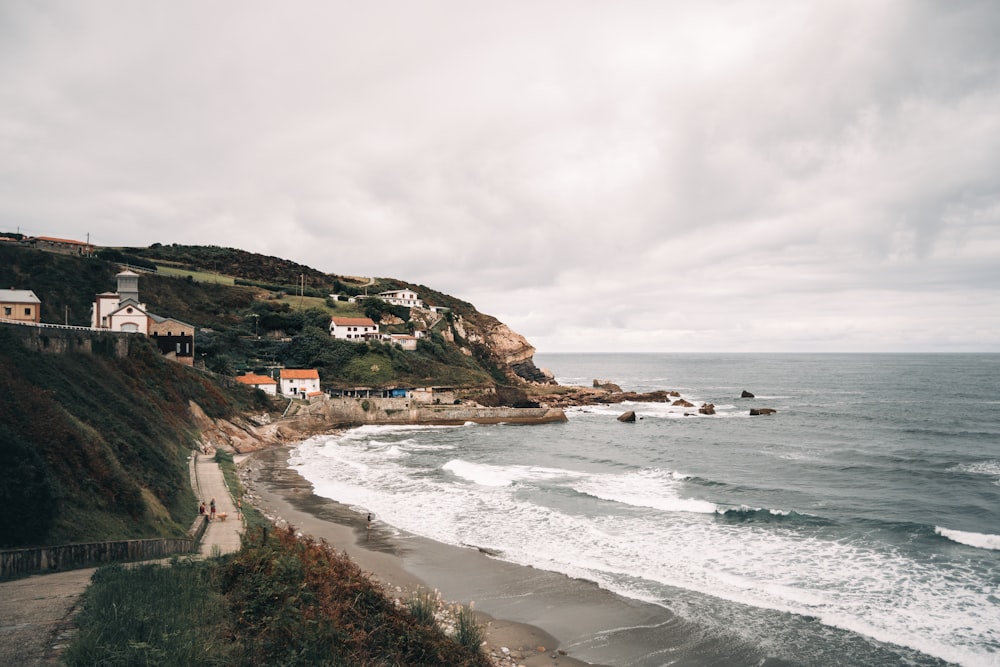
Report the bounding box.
[2,2,999,353]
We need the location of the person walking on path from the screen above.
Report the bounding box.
[210,497,216,521]
[199,500,206,517]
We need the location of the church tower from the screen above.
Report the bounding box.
[116,269,140,304]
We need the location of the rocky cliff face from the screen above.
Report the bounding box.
[449,312,553,384]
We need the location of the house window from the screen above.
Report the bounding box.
[3,307,10,316]
[24,308,31,316]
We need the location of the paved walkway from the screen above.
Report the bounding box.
[0,450,243,665]
[191,452,244,556]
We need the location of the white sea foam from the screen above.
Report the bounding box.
[443,459,573,487]
[572,468,718,514]
[935,527,1000,551]
[289,420,1000,667]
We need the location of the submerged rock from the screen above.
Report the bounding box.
[741,390,755,398]
[750,408,777,416]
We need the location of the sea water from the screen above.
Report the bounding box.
[288,354,1000,666]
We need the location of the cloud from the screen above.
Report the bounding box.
[1,1,999,351]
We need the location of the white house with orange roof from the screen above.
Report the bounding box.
[279,369,321,398]
[329,316,378,341]
[236,372,278,396]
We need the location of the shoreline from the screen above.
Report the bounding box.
[239,445,600,667]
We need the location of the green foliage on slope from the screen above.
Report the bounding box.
[0,327,270,548]
[1,243,506,387]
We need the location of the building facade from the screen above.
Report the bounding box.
[279,369,321,398]
[0,289,41,323]
[91,270,195,365]
[330,316,379,340]
[377,289,424,308]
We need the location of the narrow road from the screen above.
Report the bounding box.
[0,450,243,665]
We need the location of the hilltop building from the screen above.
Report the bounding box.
[24,235,95,257]
[377,289,423,308]
[279,369,321,398]
[91,269,195,366]
[0,289,41,323]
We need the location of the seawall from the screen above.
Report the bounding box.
[283,396,567,429]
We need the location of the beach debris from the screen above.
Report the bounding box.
[617,410,637,422]
[741,390,755,398]
[750,408,777,416]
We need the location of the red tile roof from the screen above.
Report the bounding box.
[280,369,320,380]
[236,373,277,385]
[34,236,93,246]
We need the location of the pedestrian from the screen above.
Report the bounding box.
[210,497,216,521]
[367,513,372,530]
[199,501,206,517]
[237,498,242,517]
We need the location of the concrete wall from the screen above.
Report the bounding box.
[0,538,196,580]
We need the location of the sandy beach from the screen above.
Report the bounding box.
[240,445,603,667]
[236,445,792,667]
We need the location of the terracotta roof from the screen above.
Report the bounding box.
[236,374,277,385]
[280,369,320,380]
[34,236,93,246]
[331,317,377,327]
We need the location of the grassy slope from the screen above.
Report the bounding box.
[0,327,270,548]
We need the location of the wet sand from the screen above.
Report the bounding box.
[240,446,598,667]
[240,446,775,667]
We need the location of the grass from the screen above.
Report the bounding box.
[155,264,235,285]
[65,525,492,666]
[63,558,233,667]
[275,294,367,317]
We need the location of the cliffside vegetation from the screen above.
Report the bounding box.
[0,243,516,388]
[0,326,270,548]
[65,526,491,666]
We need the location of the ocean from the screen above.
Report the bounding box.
[287,354,1000,666]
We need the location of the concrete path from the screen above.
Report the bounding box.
[191,451,244,556]
[0,450,243,665]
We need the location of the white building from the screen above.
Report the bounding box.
[330,316,378,340]
[92,270,148,333]
[236,373,278,396]
[377,289,424,308]
[279,369,321,398]
[388,333,418,350]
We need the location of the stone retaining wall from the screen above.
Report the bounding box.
[307,397,567,426]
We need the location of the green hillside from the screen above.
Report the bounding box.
[0,243,503,388]
[0,326,270,548]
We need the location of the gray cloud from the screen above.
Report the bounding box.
[1,1,998,351]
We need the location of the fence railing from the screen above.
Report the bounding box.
[0,537,197,580]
